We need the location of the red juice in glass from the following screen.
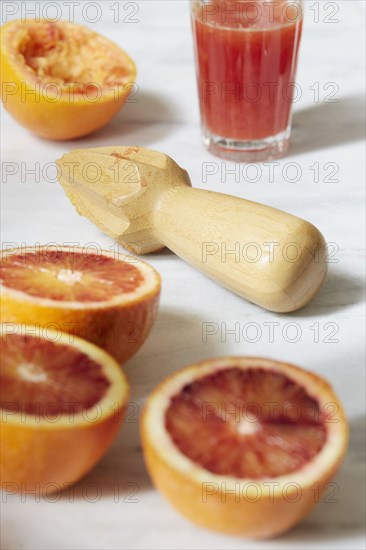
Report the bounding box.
[191,0,303,161]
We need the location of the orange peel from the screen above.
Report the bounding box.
[0,19,136,139]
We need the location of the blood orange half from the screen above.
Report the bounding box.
[0,325,129,492]
[141,357,348,538]
[0,246,161,364]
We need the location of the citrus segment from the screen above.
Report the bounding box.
[0,247,161,364]
[0,20,136,140]
[0,326,129,492]
[142,357,348,538]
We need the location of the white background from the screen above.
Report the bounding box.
[1,1,365,549]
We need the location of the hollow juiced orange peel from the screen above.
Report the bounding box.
[0,20,136,139]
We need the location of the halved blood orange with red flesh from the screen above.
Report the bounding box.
[0,20,136,140]
[142,357,348,538]
[0,247,161,364]
[0,326,129,492]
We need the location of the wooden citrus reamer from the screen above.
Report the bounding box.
[56,146,327,312]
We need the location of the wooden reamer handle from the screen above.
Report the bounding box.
[152,186,327,312]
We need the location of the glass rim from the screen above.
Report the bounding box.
[191,0,304,31]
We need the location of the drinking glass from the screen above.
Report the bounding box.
[191,0,303,161]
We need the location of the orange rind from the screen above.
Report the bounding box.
[0,20,137,140]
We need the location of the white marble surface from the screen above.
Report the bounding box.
[1,1,365,549]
